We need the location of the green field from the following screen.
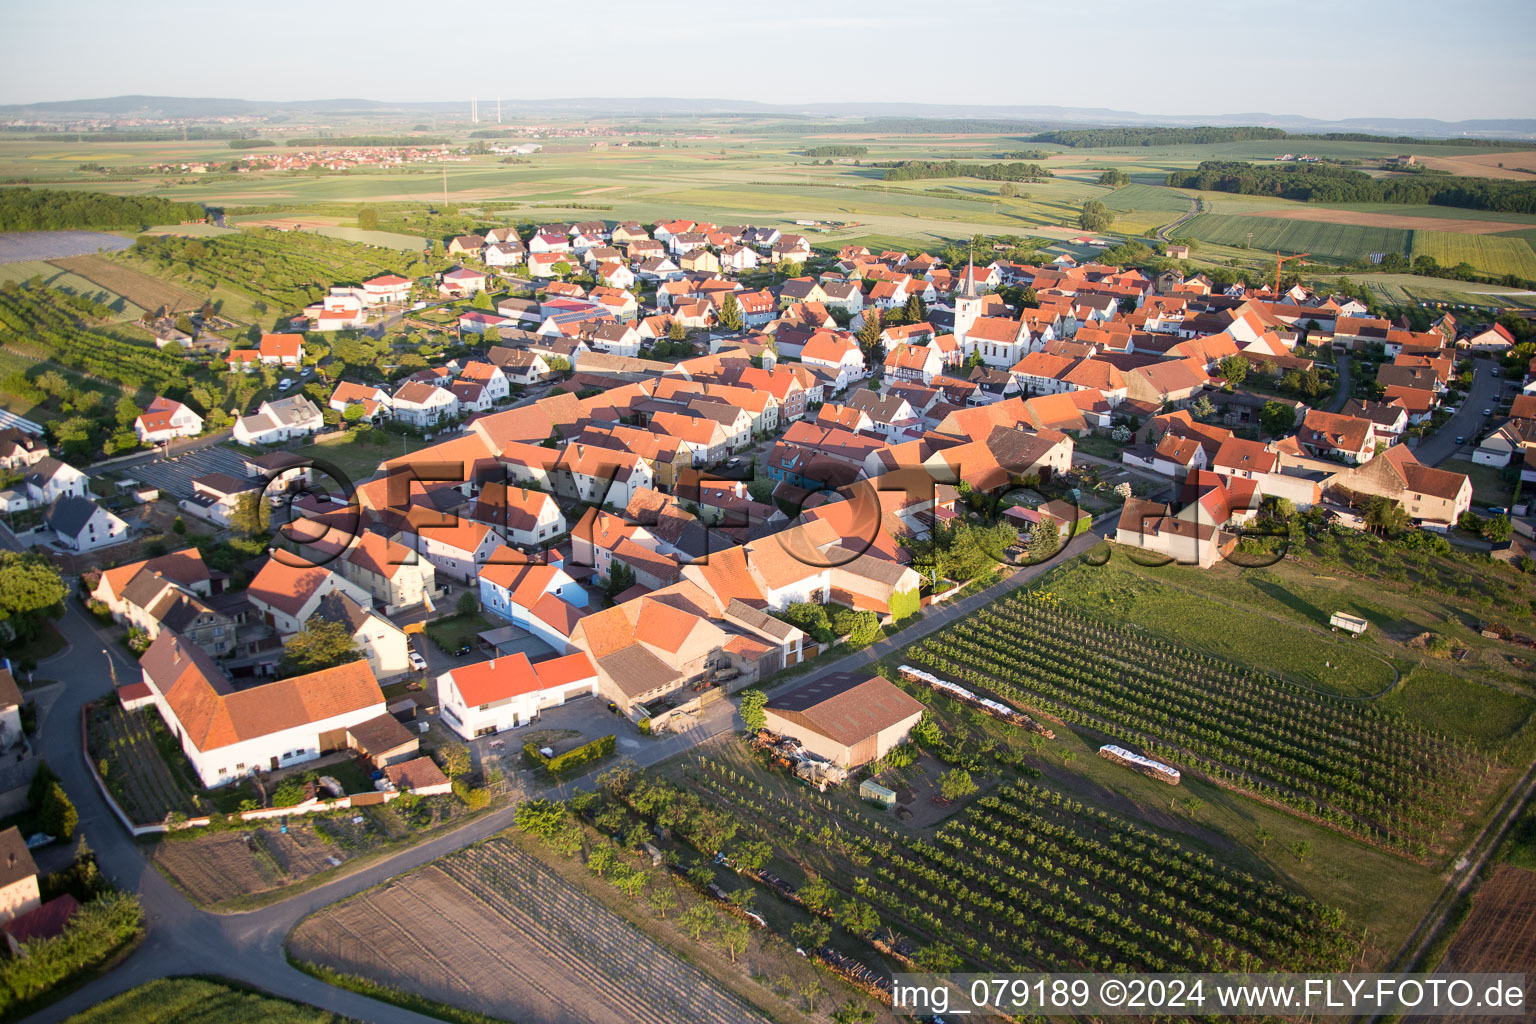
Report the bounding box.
[1324,273,1534,310]
[1412,230,1536,278]
[1180,212,1414,262]
[63,977,351,1024]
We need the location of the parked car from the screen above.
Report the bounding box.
[1483,408,1493,416]
[278,378,293,391]
[300,367,313,378]
[408,650,427,671]
[1455,436,1465,445]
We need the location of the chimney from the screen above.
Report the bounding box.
[488,659,495,671]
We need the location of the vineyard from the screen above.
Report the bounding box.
[61,976,349,1024]
[0,283,194,395]
[903,592,1496,857]
[126,229,421,312]
[687,754,1361,976]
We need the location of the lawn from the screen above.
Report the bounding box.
[423,611,494,653]
[1037,555,1399,696]
[1441,456,1517,507]
[293,429,430,485]
[62,977,350,1024]
[1376,666,1534,748]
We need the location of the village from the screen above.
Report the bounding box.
[0,203,1531,1024]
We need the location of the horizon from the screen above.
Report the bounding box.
[3,0,1534,121]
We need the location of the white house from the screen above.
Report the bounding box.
[233,396,324,446]
[139,631,388,787]
[438,652,598,739]
[361,274,412,305]
[45,496,129,552]
[390,382,460,428]
[412,519,503,584]
[468,486,566,549]
[458,361,511,404]
[315,592,411,681]
[23,458,89,507]
[134,398,204,445]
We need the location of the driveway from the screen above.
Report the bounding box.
[1417,362,1501,466]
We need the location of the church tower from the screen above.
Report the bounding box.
[953,245,983,346]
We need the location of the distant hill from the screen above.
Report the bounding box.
[1,95,1532,140]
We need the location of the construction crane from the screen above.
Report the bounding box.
[1274,251,1309,298]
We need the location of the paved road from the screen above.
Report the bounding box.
[1157,197,1201,242]
[1417,361,1501,468]
[1326,354,1353,413]
[26,513,1114,1022]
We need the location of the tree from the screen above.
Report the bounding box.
[357,207,379,231]
[939,768,978,801]
[279,620,362,677]
[440,742,472,779]
[0,552,67,642]
[1190,395,1218,421]
[586,845,615,877]
[471,289,493,311]
[718,293,744,332]
[456,590,479,616]
[229,492,268,537]
[733,839,772,872]
[1029,515,1061,562]
[1098,169,1131,187]
[667,319,686,343]
[1217,354,1249,386]
[838,899,879,935]
[114,394,141,428]
[1483,515,1512,544]
[902,293,926,324]
[1361,494,1409,535]
[1259,400,1296,438]
[647,883,679,919]
[680,904,716,941]
[342,402,366,424]
[998,181,1020,198]
[718,917,751,963]
[39,782,77,840]
[791,918,830,951]
[856,308,882,354]
[738,689,768,733]
[798,877,835,914]
[1292,839,1313,864]
[1078,199,1114,233]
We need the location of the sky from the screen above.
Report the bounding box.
[3,0,1534,122]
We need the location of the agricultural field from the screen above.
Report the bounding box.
[1180,212,1414,262]
[1411,230,1536,279]
[47,253,202,312]
[1099,183,1197,235]
[61,976,352,1024]
[902,590,1495,856]
[289,839,775,1024]
[1322,273,1533,311]
[679,750,1362,976]
[1440,864,1536,976]
[151,819,366,909]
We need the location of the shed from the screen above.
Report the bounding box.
[859,779,897,808]
[763,673,925,768]
[346,714,420,768]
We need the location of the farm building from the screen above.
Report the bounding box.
[138,631,388,788]
[763,673,924,768]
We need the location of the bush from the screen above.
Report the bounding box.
[544,735,616,775]
[451,779,490,810]
[38,782,77,841]
[0,892,142,1014]
[270,776,308,808]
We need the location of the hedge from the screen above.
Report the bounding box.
[524,734,616,776]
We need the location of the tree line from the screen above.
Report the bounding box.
[879,160,1052,182]
[0,188,204,231]
[282,135,450,147]
[801,145,867,157]
[1035,126,1528,148]
[1165,160,1536,214]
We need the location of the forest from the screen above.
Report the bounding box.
[879,160,1053,182]
[0,188,205,231]
[1166,161,1536,214]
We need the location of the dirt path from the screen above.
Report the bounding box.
[1158,196,1201,241]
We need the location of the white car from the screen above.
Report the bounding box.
[300,367,313,378]
[408,650,427,671]
[277,378,293,391]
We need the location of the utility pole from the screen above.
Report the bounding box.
[497,97,502,124]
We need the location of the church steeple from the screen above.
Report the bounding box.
[953,241,983,342]
[960,241,978,299]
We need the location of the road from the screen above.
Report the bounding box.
[1326,354,1352,413]
[1416,361,1501,467]
[1157,197,1201,242]
[26,513,1116,1023]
